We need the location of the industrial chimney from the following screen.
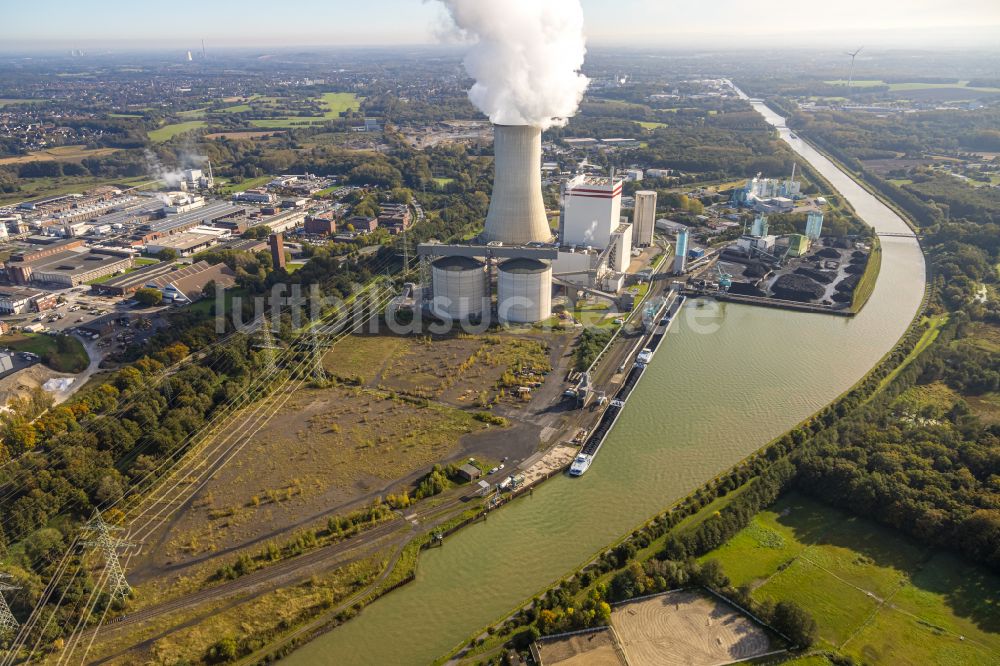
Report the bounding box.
[481,125,553,246]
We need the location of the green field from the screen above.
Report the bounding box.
[319,92,362,118]
[4,333,89,373]
[217,175,271,195]
[246,92,362,128]
[0,98,46,107]
[700,493,1000,664]
[148,121,208,142]
[219,104,251,113]
[638,121,668,130]
[824,79,1000,93]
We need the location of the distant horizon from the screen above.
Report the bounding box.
[4,0,1000,53]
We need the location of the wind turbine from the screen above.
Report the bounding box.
[846,46,864,90]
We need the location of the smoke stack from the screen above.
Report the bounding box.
[482,125,552,245]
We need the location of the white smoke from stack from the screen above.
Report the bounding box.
[436,0,589,130]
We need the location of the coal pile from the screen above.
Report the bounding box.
[729,282,767,297]
[795,266,836,284]
[849,253,869,265]
[845,263,865,275]
[772,274,825,302]
[832,291,852,303]
[836,274,860,292]
[816,247,841,259]
[743,262,770,279]
[851,250,867,260]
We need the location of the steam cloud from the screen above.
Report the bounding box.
[437,0,590,130]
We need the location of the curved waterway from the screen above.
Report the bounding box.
[285,101,926,665]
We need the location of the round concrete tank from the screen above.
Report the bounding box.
[497,258,552,324]
[431,256,488,320]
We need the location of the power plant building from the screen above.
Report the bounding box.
[430,256,489,321]
[497,258,552,324]
[632,191,657,248]
[560,173,623,250]
[481,125,553,245]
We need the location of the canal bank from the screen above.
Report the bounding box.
[281,99,927,666]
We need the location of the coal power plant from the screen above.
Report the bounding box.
[419,124,556,325]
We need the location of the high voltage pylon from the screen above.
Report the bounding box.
[254,315,279,374]
[310,326,327,382]
[0,574,19,636]
[81,511,135,602]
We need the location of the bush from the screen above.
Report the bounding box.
[205,637,240,663]
[771,600,818,647]
[135,288,164,307]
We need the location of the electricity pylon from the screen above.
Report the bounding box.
[81,512,135,602]
[255,315,279,373]
[0,574,19,636]
[310,326,327,382]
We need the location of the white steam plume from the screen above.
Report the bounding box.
[437,0,590,130]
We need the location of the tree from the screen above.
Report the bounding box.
[772,600,817,647]
[135,288,163,307]
[156,248,178,261]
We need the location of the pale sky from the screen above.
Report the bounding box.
[4,0,999,50]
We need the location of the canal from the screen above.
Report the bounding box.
[283,100,927,665]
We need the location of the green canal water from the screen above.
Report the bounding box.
[283,102,926,665]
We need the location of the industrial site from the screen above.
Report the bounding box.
[2,1,996,665]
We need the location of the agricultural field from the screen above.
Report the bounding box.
[612,591,776,666]
[148,120,208,142]
[246,92,363,128]
[824,80,1000,93]
[0,145,120,165]
[700,493,1000,665]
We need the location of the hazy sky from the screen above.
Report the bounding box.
[5,0,1000,50]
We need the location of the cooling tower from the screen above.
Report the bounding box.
[482,125,553,246]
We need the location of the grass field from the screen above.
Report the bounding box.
[216,175,272,195]
[850,240,882,312]
[0,175,153,207]
[0,98,46,107]
[700,493,1000,664]
[3,333,89,373]
[246,92,362,128]
[824,79,1000,93]
[638,121,668,130]
[0,145,120,166]
[876,314,948,393]
[148,120,208,142]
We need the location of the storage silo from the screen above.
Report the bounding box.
[497,258,552,324]
[431,256,489,320]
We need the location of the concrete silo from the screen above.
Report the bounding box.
[497,258,552,324]
[481,125,553,246]
[431,256,489,320]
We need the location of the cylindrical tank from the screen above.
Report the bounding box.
[482,125,553,246]
[431,256,488,320]
[497,258,552,324]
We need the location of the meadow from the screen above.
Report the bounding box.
[700,493,1000,665]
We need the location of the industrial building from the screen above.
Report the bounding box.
[8,246,133,287]
[145,230,222,257]
[674,229,689,274]
[377,204,412,234]
[560,173,622,250]
[144,261,237,304]
[805,211,824,240]
[632,191,657,248]
[0,287,45,314]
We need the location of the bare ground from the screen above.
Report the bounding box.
[537,629,625,666]
[611,591,775,666]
